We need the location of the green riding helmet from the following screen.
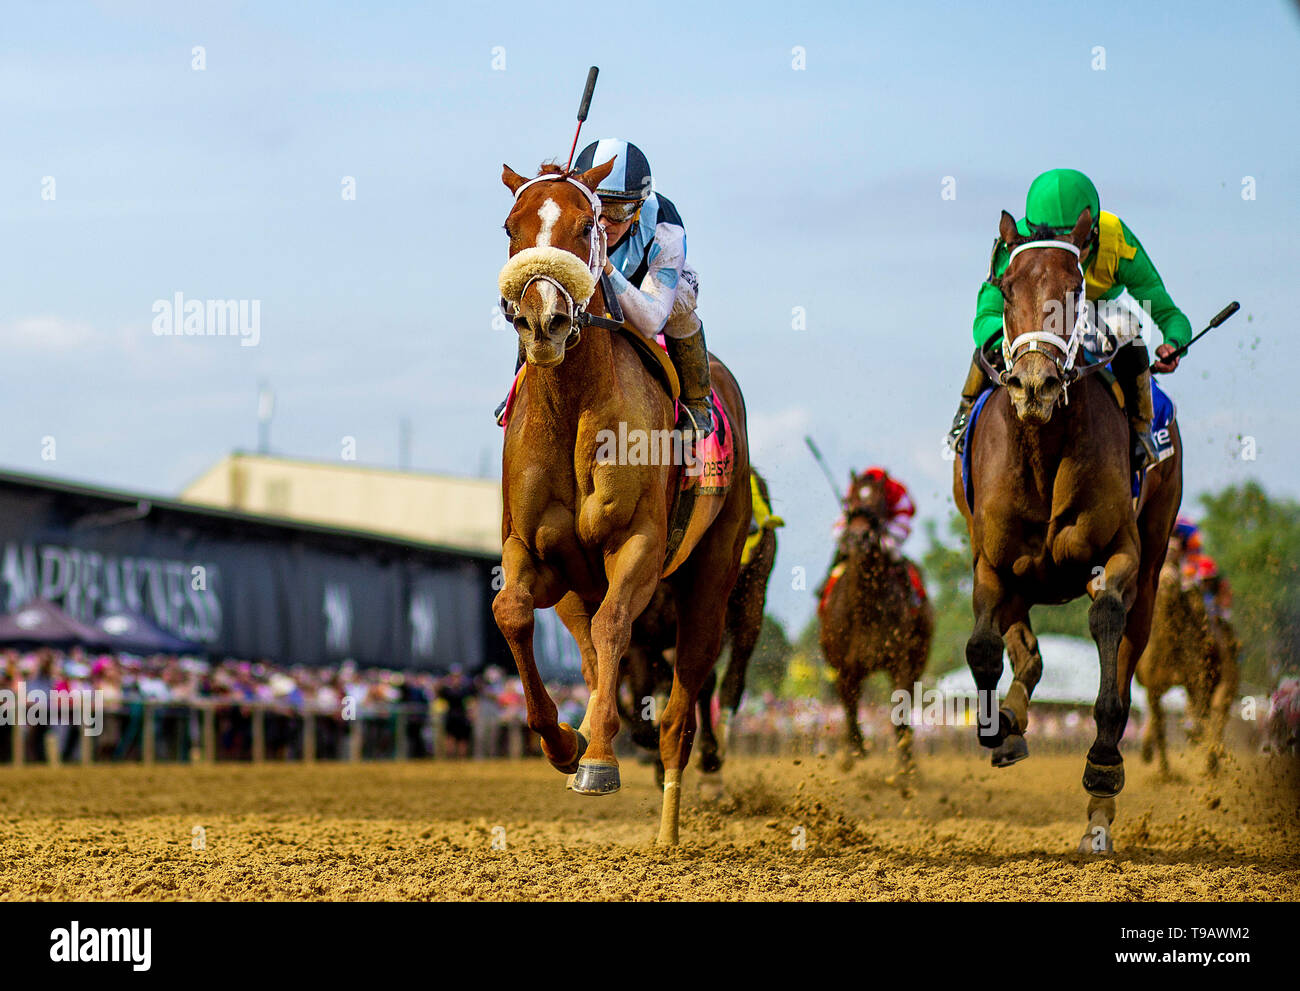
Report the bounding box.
[1024,168,1100,235]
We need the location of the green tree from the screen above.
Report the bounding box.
[740,613,795,696]
[919,514,972,676]
[1197,482,1300,687]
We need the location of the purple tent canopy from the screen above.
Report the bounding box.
[93,610,205,656]
[0,599,111,649]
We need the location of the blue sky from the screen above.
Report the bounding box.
[2,0,1297,635]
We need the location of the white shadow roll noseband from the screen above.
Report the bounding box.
[499,174,604,321]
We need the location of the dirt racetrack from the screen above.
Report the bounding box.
[0,748,1295,901]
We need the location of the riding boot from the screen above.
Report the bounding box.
[946,348,993,455]
[666,326,716,441]
[493,340,527,425]
[1112,342,1159,472]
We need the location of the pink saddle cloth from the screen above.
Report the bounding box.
[683,388,734,496]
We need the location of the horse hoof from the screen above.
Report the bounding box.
[550,729,588,775]
[698,773,725,803]
[1078,823,1114,855]
[1082,759,1125,798]
[571,759,621,796]
[991,733,1029,768]
[976,712,1010,750]
[699,750,723,774]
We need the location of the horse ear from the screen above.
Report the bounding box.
[998,210,1021,246]
[1070,207,1093,248]
[502,164,527,195]
[576,157,616,194]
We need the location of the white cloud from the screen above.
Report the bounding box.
[0,316,96,353]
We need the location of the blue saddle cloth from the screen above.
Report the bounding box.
[961,378,1175,506]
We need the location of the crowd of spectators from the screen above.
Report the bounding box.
[0,647,1282,764]
[0,647,585,765]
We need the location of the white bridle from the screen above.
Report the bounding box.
[507,174,605,321]
[1000,239,1093,398]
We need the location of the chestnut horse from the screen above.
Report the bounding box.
[819,469,933,782]
[952,208,1182,853]
[493,159,751,844]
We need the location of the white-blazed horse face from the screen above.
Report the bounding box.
[995,208,1092,423]
[500,160,615,367]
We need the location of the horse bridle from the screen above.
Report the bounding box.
[979,238,1105,405]
[500,174,626,350]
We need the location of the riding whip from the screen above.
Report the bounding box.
[804,436,846,507]
[1155,301,1240,370]
[564,66,599,173]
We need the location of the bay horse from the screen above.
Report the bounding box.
[819,469,933,783]
[953,208,1183,853]
[619,469,782,789]
[1137,557,1240,776]
[493,159,751,844]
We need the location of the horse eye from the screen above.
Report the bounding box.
[581,221,593,237]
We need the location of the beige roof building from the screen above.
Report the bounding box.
[180,452,502,555]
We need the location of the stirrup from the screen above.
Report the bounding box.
[678,399,715,441]
[1132,427,1158,472]
[946,408,971,456]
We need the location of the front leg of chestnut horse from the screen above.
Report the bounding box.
[571,531,662,796]
[1080,539,1141,853]
[554,592,601,788]
[493,537,586,774]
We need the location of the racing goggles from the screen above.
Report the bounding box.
[598,197,643,224]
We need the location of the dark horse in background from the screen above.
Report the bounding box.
[819,469,933,786]
[619,469,782,792]
[1137,557,1240,777]
[953,209,1182,853]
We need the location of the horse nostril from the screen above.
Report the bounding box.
[1006,374,1022,391]
[546,314,571,337]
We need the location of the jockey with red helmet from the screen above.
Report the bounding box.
[817,466,917,601]
[854,467,916,552]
